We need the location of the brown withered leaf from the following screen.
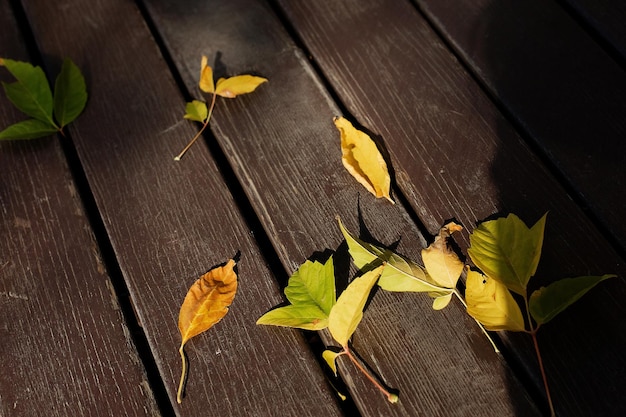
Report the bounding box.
[334,116,394,203]
[177,259,238,403]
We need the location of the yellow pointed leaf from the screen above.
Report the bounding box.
[328,264,384,347]
[422,222,464,289]
[177,259,238,402]
[215,75,268,98]
[199,56,214,93]
[465,269,525,332]
[333,117,393,203]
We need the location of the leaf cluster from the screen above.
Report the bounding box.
[0,58,87,140]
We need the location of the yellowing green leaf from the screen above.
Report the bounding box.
[334,117,393,203]
[1,58,55,126]
[465,269,525,332]
[338,217,443,293]
[468,213,547,295]
[422,222,463,289]
[432,292,453,310]
[198,55,214,93]
[215,74,268,98]
[328,265,384,347]
[256,257,335,330]
[177,259,238,403]
[256,304,328,330]
[183,100,208,122]
[529,274,615,325]
[53,58,87,128]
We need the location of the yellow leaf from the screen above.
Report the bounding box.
[422,222,463,289]
[465,269,525,332]
[198,55,214,93]
[333,116,393,203]
[177,259,238,403]
[215,75,268,98]
[328,264,384,347]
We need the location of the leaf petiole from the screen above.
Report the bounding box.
[177,344,188,404]
[174,92,217,161]
[342,347,398,403]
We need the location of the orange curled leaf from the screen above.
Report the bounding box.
[177,259,238,403]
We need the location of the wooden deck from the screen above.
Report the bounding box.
[1,0,625,416]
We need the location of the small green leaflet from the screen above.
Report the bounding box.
[0,58,87,140]
[256,257,335,330]
[529,274,616,326]
[183,100,208,123]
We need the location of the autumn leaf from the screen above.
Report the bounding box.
[257,257,335,330]
[175,56,267,160]
[198,55,214,93]
[322,349,342,376]
[422,222,463,288]
[328,264,384,347]
[468,213,547,295]
[215,75,268,98]
[529,274,616,326]
[334,117,393,203]
[465,269,526,332]
[177,259,238,403]
[338,217,447,299]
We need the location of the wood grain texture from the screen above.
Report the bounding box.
[144,0,540,415]
[275,0,626,415]
[414,0,626,251]
[0,3,160,416]
[16,0,343,416]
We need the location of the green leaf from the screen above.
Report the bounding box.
[337,217,444,293]
[53,58,87,128]
[256,257,335,330]
[256,304,328,330]
[1,58,55,126]
[284,257,336,315]
[468,213,547,295]
[529,274,616,325]
[183,100,208,122]
[0,119,58,140]
[328,264,383,347]
[465,269,526,332]
[322,350,342,376]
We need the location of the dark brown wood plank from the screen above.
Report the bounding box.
[274,0,626,416]
[561,0,626,62]
[0,3,160,417]
[15,0,344,416]
[144,0,541,415]
[414,0,626,251]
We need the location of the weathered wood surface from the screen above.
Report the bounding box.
[413,0,626,252]
[274,1,626,416]
[0,2,160,417]
[2,0,625,415]
[7,0,344,416]
[144,0,541,416]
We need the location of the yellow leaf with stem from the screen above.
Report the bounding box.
[177,259,238,403]
[334,117,394,203]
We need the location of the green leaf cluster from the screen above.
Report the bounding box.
[0,58,87,140]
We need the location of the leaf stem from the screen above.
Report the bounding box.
[531,330,555,417]
[453,289,500,353]
[174,92,217,161]
[344,347,398,403]
[177,344,188,404]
